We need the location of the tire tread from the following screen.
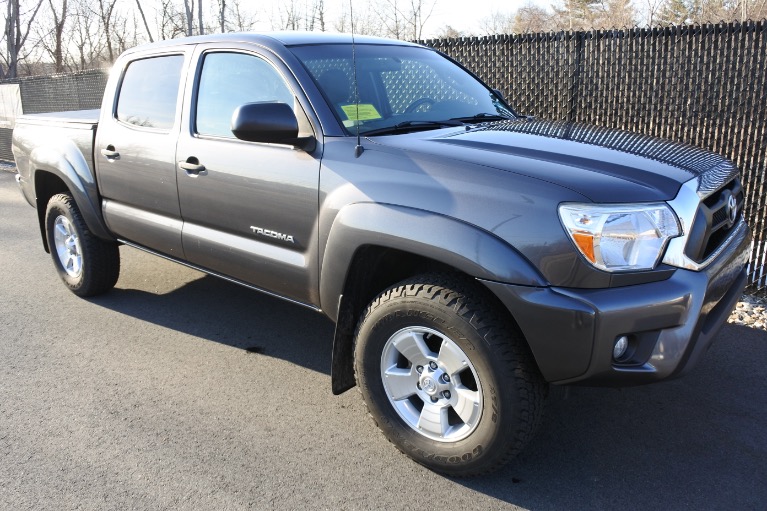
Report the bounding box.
[46,193,120,297]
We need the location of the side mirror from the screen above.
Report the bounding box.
[231,102,313,150]
[492,88,506,101]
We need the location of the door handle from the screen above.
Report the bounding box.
[179,160,207,176]
[100,147,120,160]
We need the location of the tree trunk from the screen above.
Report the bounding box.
[3,0,44,78]
[98,0,117,62]
[183,0,194,36]
[4,1,15,79]
[198,0,205,35]
[49,0,68,73]
[135,0,154,42]
[317,0,326,31]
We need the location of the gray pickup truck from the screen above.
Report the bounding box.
[12,32,751,475]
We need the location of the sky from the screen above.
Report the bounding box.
[251,0,534,39]
[426,0,531,35]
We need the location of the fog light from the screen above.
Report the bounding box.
[613,335,629,360]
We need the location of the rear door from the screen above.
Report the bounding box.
[175,46,322,305]
[96,49,191,257]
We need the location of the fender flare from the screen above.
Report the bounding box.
[320,202,547,321]
[322,203,547,394]
[29,138,112,249]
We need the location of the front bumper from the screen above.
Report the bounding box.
[482,218,751,386]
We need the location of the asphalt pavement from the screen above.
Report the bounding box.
[1,170,765,510]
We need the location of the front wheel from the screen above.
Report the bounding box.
[354,274,546,476]
[45,193,120,297]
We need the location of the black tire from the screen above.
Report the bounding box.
[354,274,546,476]
[45,193,120,297]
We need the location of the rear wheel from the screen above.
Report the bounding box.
[45,193,120,296]
[354,274,546,476]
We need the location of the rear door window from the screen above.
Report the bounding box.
[116,55,184,130]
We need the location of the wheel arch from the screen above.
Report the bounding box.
[322,203,547,394]
[29,141,112,252]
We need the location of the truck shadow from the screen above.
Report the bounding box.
[89,272,336,376]
[454,324,767,509]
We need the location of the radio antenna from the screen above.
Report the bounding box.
[349,0,364,157]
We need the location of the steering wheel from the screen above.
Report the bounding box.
[404,97,436,113]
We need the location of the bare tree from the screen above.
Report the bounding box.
[374,0,435,40]
[217,0,225,32]
[315,0,326,31]
[111,9,137,53]
[134,0,154,42]
[299,0,327,31]
[160,0,188,39]
[514,4,553,33]
[698,0,735,23]
[479,9,515,35]
[197,0,204,35]
[335,1,382,34]
[653,0,764,26]
[747,0,767,19]
[182,0,194,35]
[434,25,467,38]
[228,0,256,31]
[36,0,69,72]
[334,3,349,32]
[276,0,301,30]
[592,0,637,28]
[406,0,435,39]
[95,0,118,62]
[643,0,667,26]
[69,0,104,70]
[551,0,601,30]
[2,0,45,78]
[375,0,405,38]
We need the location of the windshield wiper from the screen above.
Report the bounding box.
[450,113,513,123]
[363,120,463,136]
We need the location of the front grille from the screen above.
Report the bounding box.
[684,178,744,263]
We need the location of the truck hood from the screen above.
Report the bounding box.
[366,118,737,202]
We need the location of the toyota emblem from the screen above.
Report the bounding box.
[421,377,437,395]
[726,193,738,226]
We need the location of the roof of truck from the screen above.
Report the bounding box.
[120,31,422,56]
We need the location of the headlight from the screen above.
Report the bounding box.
[558,203,681,272]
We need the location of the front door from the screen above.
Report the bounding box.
[175,49,321,305]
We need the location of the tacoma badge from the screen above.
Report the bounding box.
[250,226,295,243]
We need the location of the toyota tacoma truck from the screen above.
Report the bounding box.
[12,32,751,476]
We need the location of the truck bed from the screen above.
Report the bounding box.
[17,109,100,127]
[12,109,100,209]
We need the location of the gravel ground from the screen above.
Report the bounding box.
[728,294,767,331]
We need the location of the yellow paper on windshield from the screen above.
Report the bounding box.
[341,103,382,121]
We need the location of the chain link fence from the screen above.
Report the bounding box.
[0,69,108,161]
[1,22,765,295]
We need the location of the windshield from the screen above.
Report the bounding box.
[289,43,515,135]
